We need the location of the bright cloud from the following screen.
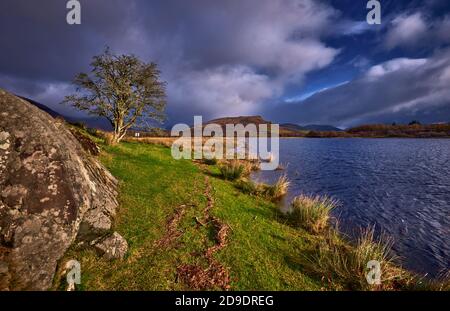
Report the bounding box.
[268,49,450,127]
[366,58,428,78]
[385,13,428,49]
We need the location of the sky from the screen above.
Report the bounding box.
[0,0,450,128]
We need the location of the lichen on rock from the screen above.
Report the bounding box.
[0,131,10,150]
[0,89,126,290]
[94,232,128,260]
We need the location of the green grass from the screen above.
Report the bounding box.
[54,138,446,291]
[56,142,327,290]
[58,142,210,290]
[208,174,320,290]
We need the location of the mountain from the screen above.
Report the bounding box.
[281,123,343,132]
[204,117,344,136]
[205,116,306,136]
[207,115,271,126]
[17,95,113,131]
[70,116,112,131]
[280,123,307,131]
[303,124,343,132]
[18,96,63,118]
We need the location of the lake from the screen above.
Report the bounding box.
[252,138,450,277]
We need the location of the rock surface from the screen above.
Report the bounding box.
[0,89,125,290]
[94,232,128,260]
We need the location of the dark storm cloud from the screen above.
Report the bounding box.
[0,0,139,116]
[127,0,343,124]
[266,49,450,127]
[0,0,135,81]
[0,0,345,124]
[0,0,448,126]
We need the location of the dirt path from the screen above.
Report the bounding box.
[177,176,231,290]
[153,204,188,248]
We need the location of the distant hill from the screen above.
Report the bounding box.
[17,96,113,131]
[280,123,306,131]
[203,117,346,136]
[303,124,343,132]
[206,116,306,136]
[207,115,270,126]
[347,124,450,138]
[16,98,341,136]
[23,100,444,138]
[18,96,63,118]
[281,123,343,132]
[70,116,112,131]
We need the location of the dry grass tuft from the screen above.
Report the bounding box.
[219,160,245,180]
[235,175,290,201]
[296,226,413,290]
[124,137,175,148]
[263,175,290,201]
[288,195,337,234]
[103,132,116,146]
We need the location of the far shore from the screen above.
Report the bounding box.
[124,135,450,141]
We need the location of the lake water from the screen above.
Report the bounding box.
[252,138,450,277]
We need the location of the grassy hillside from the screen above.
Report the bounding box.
[57,141,326,290]
[54,136,448,291]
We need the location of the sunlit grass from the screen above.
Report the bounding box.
[219,160,245,180]
[288,195,336,234]
[56,141,323,290]
[235,175,290,202]
[55,129,448,291]
[294,226,415,290]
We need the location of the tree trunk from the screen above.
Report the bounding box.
[110,129,128,144]
[112,133,120,145]
[112,117,124,144]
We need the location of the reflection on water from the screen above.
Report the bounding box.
[252,138,450,277]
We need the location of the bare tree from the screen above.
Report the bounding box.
[63,48,167,144]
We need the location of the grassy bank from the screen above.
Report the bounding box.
[55,135,447,291]
[57,142,325,290]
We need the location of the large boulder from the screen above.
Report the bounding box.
[0,89,124,290]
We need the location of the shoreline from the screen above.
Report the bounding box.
[56,127,449,290]
[250,138,450,279]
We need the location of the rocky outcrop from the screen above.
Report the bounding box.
[94,232,128,260]
[0,89,126,290]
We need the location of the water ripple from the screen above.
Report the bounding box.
[253,138,450,277]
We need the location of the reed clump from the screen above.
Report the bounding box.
[235,175,290,201]
[219,160,245,181]
[296,227,412,290]
[288,195,337,234]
